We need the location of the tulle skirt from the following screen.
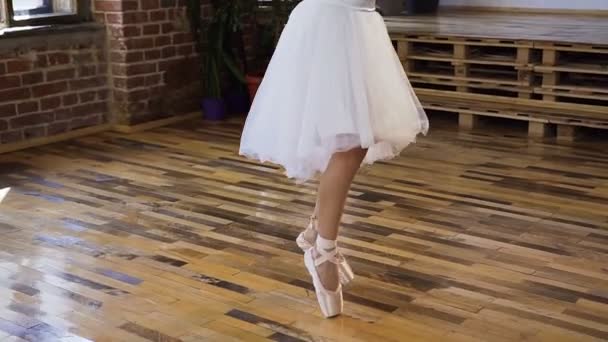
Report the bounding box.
[239,0,429,182]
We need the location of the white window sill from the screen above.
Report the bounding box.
[0,22,101,39]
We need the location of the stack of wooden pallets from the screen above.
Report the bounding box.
[386,13,608,140]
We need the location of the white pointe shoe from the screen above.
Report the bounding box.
[304,245,343,318]
[297,216,355,285]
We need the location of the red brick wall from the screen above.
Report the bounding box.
[0,0,256,146]
[94,0,212,125]
[0,33,109,144]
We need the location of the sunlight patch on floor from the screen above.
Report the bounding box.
[0,187,11,203]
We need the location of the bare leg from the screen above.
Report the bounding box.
[300,204,319,245]
[314,147,367,291]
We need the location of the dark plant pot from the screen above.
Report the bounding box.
[224,88,251,114]
[201,98,226,121]
[376,0,405,15]
[246,74,264,102]
[404,0,439,14]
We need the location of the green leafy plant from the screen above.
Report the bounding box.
[254,0,301,65]
[187,0,248,99]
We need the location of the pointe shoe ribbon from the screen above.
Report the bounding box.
[297,215,354,285]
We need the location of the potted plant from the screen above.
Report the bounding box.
[404,0,440,15]
[246,0,301,100]
[223,0,255,115]
[187,0,248,120]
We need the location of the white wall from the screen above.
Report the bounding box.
[440,0,608,10]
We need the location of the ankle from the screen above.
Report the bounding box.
[316,235,337,251]
[303,217,317,239]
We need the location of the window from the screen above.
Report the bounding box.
[14,0,55,18]
[1,0,87,28]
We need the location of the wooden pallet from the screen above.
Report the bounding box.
[536,46,608,104]
[416,89,608,139]
[410,75,532,98]
[395,34,538,97]
[533,88,608,108]
[390,32,608,138]
[535,85,608,98]
[535,41,608,54]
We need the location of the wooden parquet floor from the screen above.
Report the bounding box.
[1,118,608,342]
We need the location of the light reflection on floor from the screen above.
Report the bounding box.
[0,187,11,203]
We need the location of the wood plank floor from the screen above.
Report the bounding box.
[385,12,608,45]
[1,117,608,341]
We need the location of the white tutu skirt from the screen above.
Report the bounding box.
[239,0,429,182]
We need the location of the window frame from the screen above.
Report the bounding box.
[1,0,89,28]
